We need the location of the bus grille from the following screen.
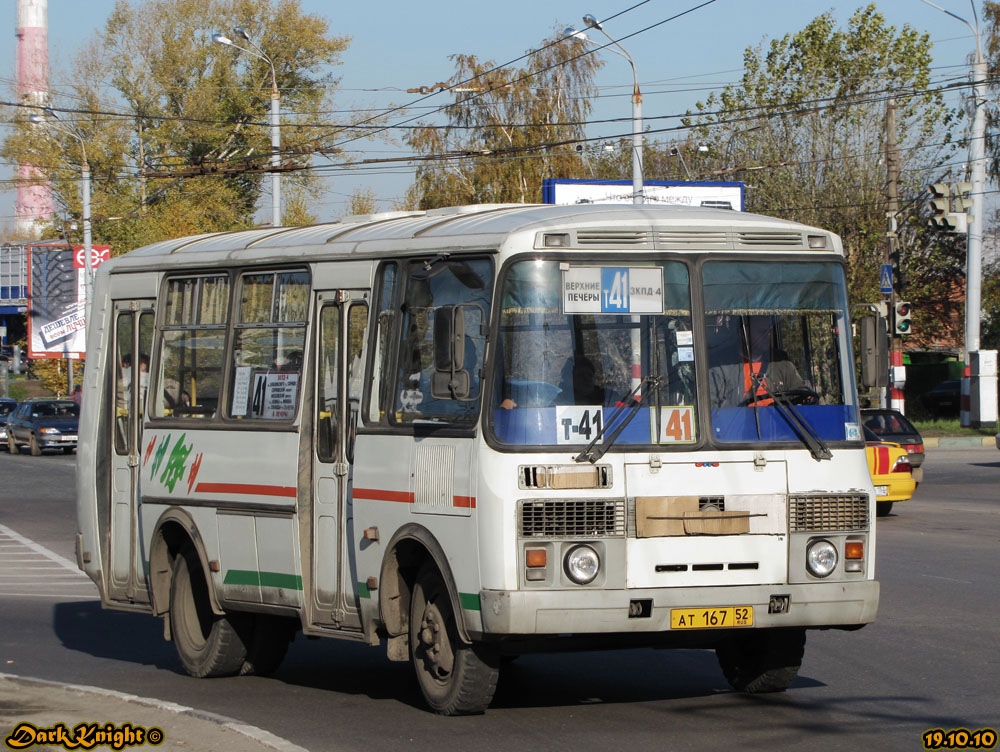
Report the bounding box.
[788,493,869,532]
[519,499,626,538]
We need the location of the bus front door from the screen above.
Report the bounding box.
[108,300,154,603]
[311,291,368,628]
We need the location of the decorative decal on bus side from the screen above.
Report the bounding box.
[142,433,293,498]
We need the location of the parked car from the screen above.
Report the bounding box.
[864,425,915,518]
[6,398,79,455]
[921,379,961,417]
[861,407,924,482]
[0,398,17,448]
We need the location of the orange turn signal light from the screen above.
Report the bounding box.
[525,549,547,568]
[844,542,864,560]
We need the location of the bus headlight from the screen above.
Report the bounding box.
[564,544,600,584]
[806,539,838,578]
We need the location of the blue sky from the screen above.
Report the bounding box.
[0,0,986,227]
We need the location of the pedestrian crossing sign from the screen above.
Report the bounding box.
[880,264,893,294]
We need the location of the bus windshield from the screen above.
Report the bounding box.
[490,257,858,450]
[704,260,856,445]
[491,258,698,448]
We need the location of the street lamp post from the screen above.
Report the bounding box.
[565,15,644,204]
[29,111,93,309]
[213,28,282,227]
[919,0,990,425]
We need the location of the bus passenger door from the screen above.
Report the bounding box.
[108,300,154,603]
[311,291,368,627]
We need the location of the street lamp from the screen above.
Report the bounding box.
[565,15,644,204]
[213,27,282,227]
[919,0,988,424]
[28,111,93,308]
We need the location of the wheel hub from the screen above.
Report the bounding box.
[418,601,454,678]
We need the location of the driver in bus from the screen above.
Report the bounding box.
[708,315,803,408]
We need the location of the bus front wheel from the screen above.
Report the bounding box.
[409,562,499,715]
[169,545,248,678]
[716,627,806,693]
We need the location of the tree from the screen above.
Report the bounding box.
[648,6,960,342]
[3,0,350,253]
[404,31,602,209]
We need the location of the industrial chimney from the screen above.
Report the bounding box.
[15,0,53,239]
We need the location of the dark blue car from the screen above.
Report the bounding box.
[6,398,79,455]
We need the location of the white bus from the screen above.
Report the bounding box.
[76,203,878,714]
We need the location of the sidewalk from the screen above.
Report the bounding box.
[923,435,996,447]
[0,674,308,752]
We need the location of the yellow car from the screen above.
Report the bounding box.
[864,425,915,517]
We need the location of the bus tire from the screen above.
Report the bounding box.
[240,615,296,676]
[410,562,499,715]
[170,545,248,678]
[716,627,805,693]
[876,501,893,517]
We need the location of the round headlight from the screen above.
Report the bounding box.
[806,539,838,578]
[564,544,600,584]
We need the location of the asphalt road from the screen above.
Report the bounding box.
[0,445,997,752]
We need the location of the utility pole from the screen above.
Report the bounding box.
[885,97,903,412]
[965,28,990,426]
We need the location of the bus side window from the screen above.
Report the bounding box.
[229,270,309,421]
[392,257,492,424]
[114,313,133,454]
[367,263,398,424]
[155,274,230,419]
[317,304,340,462]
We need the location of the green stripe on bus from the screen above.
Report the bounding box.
[459,592,481,611]
[224,569,303,591]
[358,581,372,599]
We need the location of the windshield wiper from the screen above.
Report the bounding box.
[746,376,832,461]
[574,376,658,464]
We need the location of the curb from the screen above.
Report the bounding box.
[0,673,310,752]
[923,436,995,448]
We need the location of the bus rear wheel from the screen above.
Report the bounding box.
[409,562,499,715]
[170,545,248,678]
[716,627,806,693]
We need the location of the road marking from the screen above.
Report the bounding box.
[0,523,97,599]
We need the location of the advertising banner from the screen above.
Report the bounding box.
[543,179,744,210]
[28,244,110,359]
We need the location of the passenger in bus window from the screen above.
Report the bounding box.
[708,315,803,408]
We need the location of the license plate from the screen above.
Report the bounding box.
[670,606,753,629]
[874,485,887,496]
[64,436,78,441]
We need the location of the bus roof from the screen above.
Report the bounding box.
[110,203,843,271]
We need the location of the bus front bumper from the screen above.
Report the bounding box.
[477,580,879,635]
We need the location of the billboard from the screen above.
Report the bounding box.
[28,244,111,359]
[543,179,744,211]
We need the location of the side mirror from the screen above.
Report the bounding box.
[860,315,888,388]
[431,306,470,399]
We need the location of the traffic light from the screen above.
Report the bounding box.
[890,250,905,295]
[928,182,950,217]
[894,301,912,335]
[927,182,970,233]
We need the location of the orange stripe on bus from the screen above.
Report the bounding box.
[194,482,297,498]
[354,488,476,508]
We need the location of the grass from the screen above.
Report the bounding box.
[3,376,53,402]
[910,418,996,437]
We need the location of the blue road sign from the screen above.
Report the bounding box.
[879,264,893,294]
